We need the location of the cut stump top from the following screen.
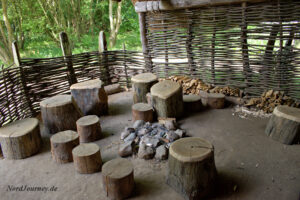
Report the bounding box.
[50,130,78,144]
[170,137,214,162]
[76,115,100,126]
[151,80,181,99]
[132,103,153,111]
[72,143,99,157]
[131,73,158,83]
[183,94,201,102]
[40,95,72,108]
[273,105,300,123]
[102,158,133,179]
[70,79,103,90]
[0,118,38,138]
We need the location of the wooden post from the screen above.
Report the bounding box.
[139,12,153,72]
[186,20,195,76]
[211,9,216,86]
[99,31,111,85]
[123,43,130,88]
[59,32,77,85]
[163,21,169,78]
[1,65,12,120]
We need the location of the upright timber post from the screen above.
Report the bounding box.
[138,12,153,72]
[12,41,35,116]
[99,31,111,85]
[59,32,77,85]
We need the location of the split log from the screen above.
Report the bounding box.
[104,83,122,95]
[167,137,217,200]
[151,80,184,118]
[132,103,153,122]
[183,94,202,112]
[132,72,158,103]
[102,158,134,200]
[72,143,102,174]
[70,79,108,116]
[0,118,42,159]
[76,115,102,143]
[207,93,225,109]
[265,105,300,145]
[40,95,82,134]
[50,130,79,163]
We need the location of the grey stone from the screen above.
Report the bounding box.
[121,127,135,140]
[119,141,134,157]
[164,120,176,130]
[174,129,186,138]
[155,145,168,160]
[142,136,160,148]
[138,142,155,160]
[166,131,179,142]
[137,128,148,136]
[133,120,145,129]
[124,132,136,142]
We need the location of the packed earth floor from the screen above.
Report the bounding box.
[0,91,299,200]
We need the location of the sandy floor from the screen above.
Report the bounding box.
[0,91,299,200]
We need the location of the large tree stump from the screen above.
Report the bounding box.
[72,143,102,174]
[70,79,108,116]
[132,103,153,122]
[151,80,184,118]
[183,94,202,113]
[102,158,134,200]
[167,137,217,200]
[132,72,158,103]
[265,105,300,145]
[0,118,42,159]
[40,95,82,134]
[50,130,79,163]
[76,115,102,143]
[207,93,225,109]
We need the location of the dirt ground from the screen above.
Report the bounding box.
[0,91,299,200]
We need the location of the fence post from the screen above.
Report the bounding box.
[241,2,250,91]
[59,32,77,85]
[99,31,111,85]
[211,9,216,86]
[123,43,129,89]
[12,41,36,116]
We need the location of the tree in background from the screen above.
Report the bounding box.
[109,0,122,48]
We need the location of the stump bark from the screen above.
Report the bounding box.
[132,73,158,103]
[207,93,225,109]
[76,115,102,143]
[0,118,42,159]
[40,95,82,134]
[167,137,217,200]
[72,143,102,174]
[102,158,134,200]
[151,80,184,118]
[132,103,153,122]
[70,79,108,116]
[265,105,300,144]
[50,130,79,163]
[183,94,202,113]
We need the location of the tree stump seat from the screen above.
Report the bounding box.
[265,105,300,144]
[76,115,102,143]
[102,158,134,200]
[200,91,225,109]
[132,103,153,122]
[183,94,202,113]
[0,118,42,159]
[40,94,82,134]
[167,137,217,200]
[70,79,108,116]
[150,80,184,118]
[50,130,79,164]
[132,72,158,103]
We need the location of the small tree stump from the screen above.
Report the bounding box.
[102,158,134,200]
[132,103,153,122]
[76,115,102,143]
[183,94,202,113]
[167,137,217,200]
[70,79,108,116]
[151,80,184,118]
[265,105,300,145]
[132,72,158,103]
[72,143,102,174]
[207,93,225,109]
[104,83,121,95]
[40,95,82,134]
[0,118,42,159]
[50,130,79,163]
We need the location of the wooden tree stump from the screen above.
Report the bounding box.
[151,80,184,118]
[0,118,42,159]
[167,137,217,200]
[265,105,300,145]
[76,115,102,143]
[183,94,202,113]
[132,103,153,122]
[132,72,158,103]
[70,79,108,116]
[72,143,102,174]
[104,83,121,95]
[207,93,225,109]
[50,130,79,164]
[40,95,82,134]
[102,158,134,200]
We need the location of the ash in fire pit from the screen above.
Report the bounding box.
[119,119,186,160]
